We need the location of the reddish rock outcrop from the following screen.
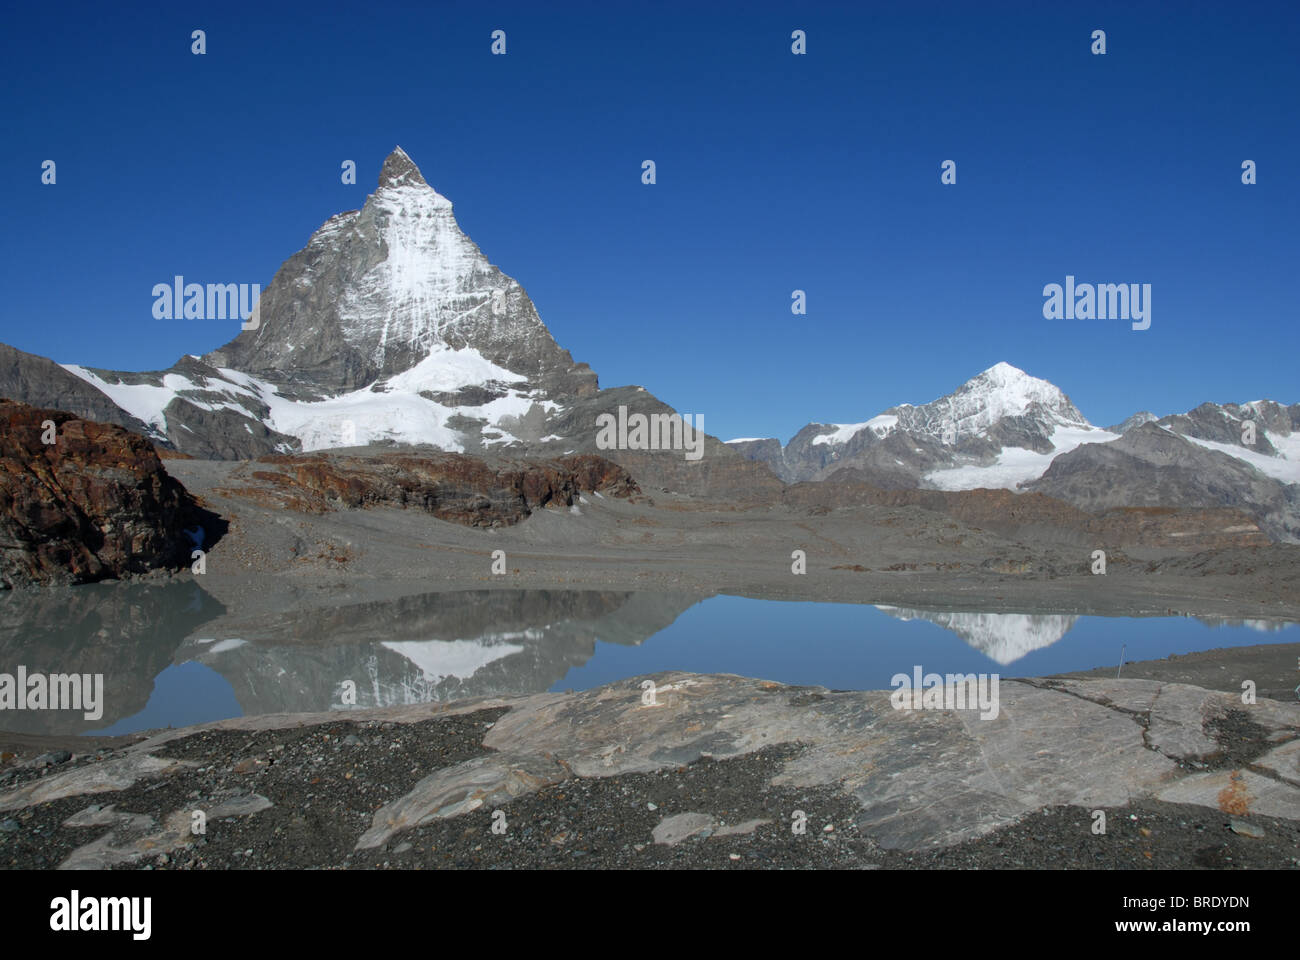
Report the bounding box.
[217,450,639,527]
[0,400,208,588]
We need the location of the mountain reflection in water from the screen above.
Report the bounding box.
[0,586,1293,736]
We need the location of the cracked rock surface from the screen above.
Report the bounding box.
[0,672,1296,869]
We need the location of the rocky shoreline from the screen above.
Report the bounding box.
[20,447,1271,628]
[1,643,1297,871]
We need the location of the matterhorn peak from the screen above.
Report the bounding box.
[378,145,429,189]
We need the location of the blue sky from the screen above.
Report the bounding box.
[3,0,1297,443]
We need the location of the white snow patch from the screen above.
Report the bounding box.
[1183,432,1300,485]
[58,366,192,433]
[812,415,899,446]
[214,360,555,453]
[924,425,1119,491]
[383,344,525,394]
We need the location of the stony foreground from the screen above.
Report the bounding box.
[1,672,1297,870]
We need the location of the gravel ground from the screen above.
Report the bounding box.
[1058,640,1300,702]
[2,690,1295,871]
[156,458,1300,625]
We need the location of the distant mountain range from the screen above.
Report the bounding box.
[725,362,1299,540]
[1,147,1296,537]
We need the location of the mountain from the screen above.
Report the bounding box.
[0,343,156,438]
[204,146,598,400]
[0,148,771,497]
[1022,421,1300,542]
[45,146,597,460]
[1105,411,1158,435]
[2,149,1294,520]
[1154,401,1300,478]
[730,362,1297,502]
[727,364,1298,540]
[735,362,1116,487]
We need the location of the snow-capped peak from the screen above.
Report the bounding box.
[810,363,1089,451]
[952,362,1087,427]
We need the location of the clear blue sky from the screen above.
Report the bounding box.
[3,0,1297,443]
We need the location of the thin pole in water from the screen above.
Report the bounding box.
[1116,644,1127,680]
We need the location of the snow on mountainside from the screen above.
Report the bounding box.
[1184,433,1300,485]
[741,362,1117,487]
[61,347,559,454]
[46,148,619,460]
[729,362,1298,498]
[22,148,759,497]
[923,424,1120,491]
[1155,400,1300,486]
[337,155,488,371]
[824,362,1091,450]
[899,361,1089,442]
[208,146,595,397]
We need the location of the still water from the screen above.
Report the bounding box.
[0,582,1292,736]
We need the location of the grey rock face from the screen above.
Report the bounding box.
[0,344,156,440]
[1158,400,1300,457]
[1106,411,1158,435]
[1024,422,1300,542]
[725,438,781,462]
[7,672,1294,858]
[338,671,1300,852]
